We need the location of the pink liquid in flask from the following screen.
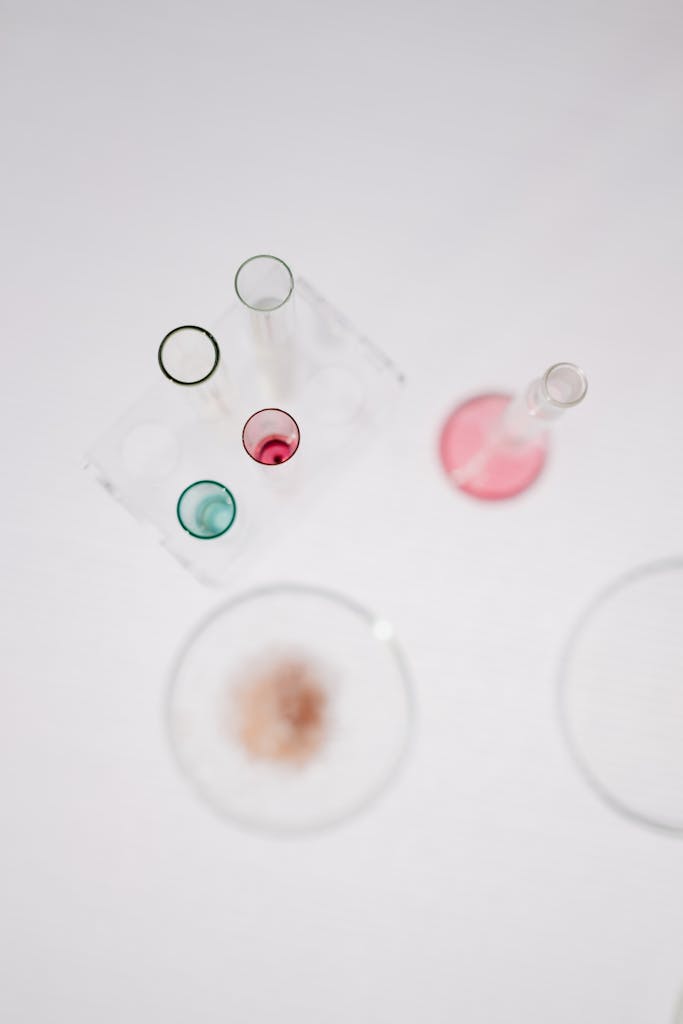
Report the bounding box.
[439,394,547,500]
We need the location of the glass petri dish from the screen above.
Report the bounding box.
[560,561,683,833]
[166,584,414,833]
[234,255,294,312]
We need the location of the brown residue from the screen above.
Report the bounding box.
[234,657,328,765]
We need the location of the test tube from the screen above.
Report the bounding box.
[158,325,232,418]
[158,325,220,386]
[242,408,300,466]
[177,480,237,539]
[234,255,295,397]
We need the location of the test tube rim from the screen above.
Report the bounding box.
[176,479,237,540]
[158,324,221,386]
[242,407,301,466]
[234,254,294,312]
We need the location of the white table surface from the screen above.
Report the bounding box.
[3,2,683,1021]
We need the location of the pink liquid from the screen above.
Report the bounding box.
[439,393,547,500]
[254,435,298,465]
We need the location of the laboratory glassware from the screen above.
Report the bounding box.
[166,584,414,832]
[234,254,295,398]
[560,560,683,833]
[440,362,588,500]
[158,325,220,386]
[176,480,237,539]
[242,408,300,466]
[87,267,403,584]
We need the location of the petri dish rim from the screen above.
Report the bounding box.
[558,558,683,836]
[165,582,415,836]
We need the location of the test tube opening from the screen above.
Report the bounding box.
[158,326,220,386]
[543,363,588,408]
[177,480,237,539]
[234,255,294,312]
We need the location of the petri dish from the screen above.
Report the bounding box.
[166,584,413,833]
[560,561,683,833]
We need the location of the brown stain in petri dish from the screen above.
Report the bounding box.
[234,657,328,765]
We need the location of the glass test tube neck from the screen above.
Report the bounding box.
[503,362,588,442]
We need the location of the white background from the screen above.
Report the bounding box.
[3,1,683,1021]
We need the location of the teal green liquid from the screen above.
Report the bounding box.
[197,496,234,534]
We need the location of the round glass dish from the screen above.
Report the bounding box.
[166,585,414,833]
[560,561,683,833]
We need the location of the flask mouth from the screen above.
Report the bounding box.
[542,363,588,408]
